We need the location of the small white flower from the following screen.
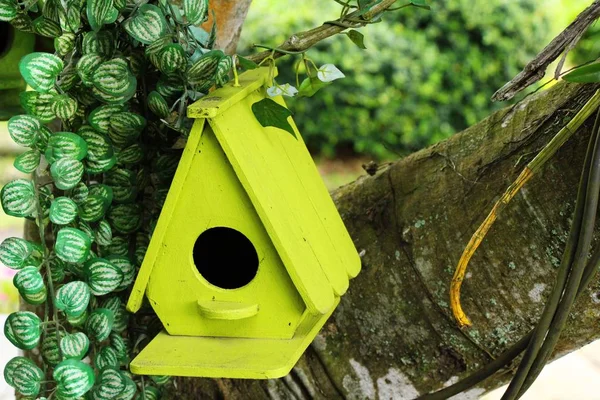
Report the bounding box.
[266,83,299,97]
[317,64,345,82]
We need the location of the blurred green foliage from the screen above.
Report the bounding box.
[240,0,554,158]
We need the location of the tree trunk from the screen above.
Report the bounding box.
[160,82,600,399]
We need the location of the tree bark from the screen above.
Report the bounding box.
[160,82,600,399]
[202,0,253,54]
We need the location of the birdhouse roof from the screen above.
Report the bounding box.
[128,68,360,315]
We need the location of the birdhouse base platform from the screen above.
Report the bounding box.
[130,300,337,379]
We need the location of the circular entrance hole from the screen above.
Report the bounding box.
[193,227,259,289]
[0,23,14,58]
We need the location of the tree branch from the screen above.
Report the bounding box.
[246,0,398,64]
[492,0,600,102]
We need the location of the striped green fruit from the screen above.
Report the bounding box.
[147,91,169,118]
[4,311,41,350]
[52,95,78,120]
[94,346,119,370]
[82,30,114,57]
[92,366,125,400]
[107,256,135,291]
[85,308,114,341]
[108,204,141,234]
[123,4,167,44]
[118,143,144,165]
[55,281,91,317]
[13,266,44,294]
[0,0,18,21]
[41,328,62,366]
[84,258,123,295]
[53,359,95,399]
[8,358,43,397]
[54,32,76,56]
[77,53,104,86]
[13,150,41,173]
[92,59,137,97]
[96,220,113,246]
[87,0,114,31]
[4,357,42,390]
[187,49,224,87]
[19,52,64,93]
[55,227,91,264]
[158,43,186,74]
[89,104,125,134]
[1,179,36,218]
[20,91,57,123]
[51,158,84,190]
[7,114,40,147]
[183,0,207,24]
[0,237,33,269]
[60,331,90,360]
[49,196,78,225]
[46,131,88,163]
[32,16,62,37]
[72,182,90,204]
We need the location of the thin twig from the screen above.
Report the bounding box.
[492,0,600,102]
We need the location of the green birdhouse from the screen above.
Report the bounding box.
[126,68,361,379]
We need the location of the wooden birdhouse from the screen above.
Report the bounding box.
[126,67,361,379]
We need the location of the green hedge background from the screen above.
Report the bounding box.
[240,0,587,159]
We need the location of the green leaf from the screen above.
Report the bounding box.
[85,308,114,341]
[13,266,45,294]
[10,12,34,33]
[82,30,115,57]
[251,98,296,138]
[92,366,125,400]
[53,359,95,399]
[87,156,117,174]
[49,196,78,225]
[4,357,43,395]
[60,332,90,360]
[7,114,40,147]
[215,55,233,86]
[55,228,91,263]
[147,91,169,118]
[411,0,430,10]
[79,195,108,222]
[32,16,62,37]
[158,43,186,74]
[102,236,129,256]
[76,54,104,86]
[109,331,128,361]
[237,55,258,70]
[297,76,332,98]
[41,328,62,365]
[0,0,18,22]
[123,4,167,44]
[108,204,141,233]
[4,311,41,350]
[118,143,144,165]
[96,220,113,246]
[94,347,119,371]
[84,258,123,295]
[564,62,600,83]
[20,91,56,123]
[115,373,137,400]
[4,356,43,397]
[88,183,114,207]
[54,32,76,56]
[89,104,125,133]
[345,29,366,49]
[50,95,77,120]
[19,52,64,93]
[1,179,36,218]
[183,0,207,25]
[87,0,114,31]
[187,49,224,87]
[55,280,91,317]
[108,256,135,291]
[13,150,41,173]
[92,59,137,97]
[0,237,33,269]
[51,158,84,190]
